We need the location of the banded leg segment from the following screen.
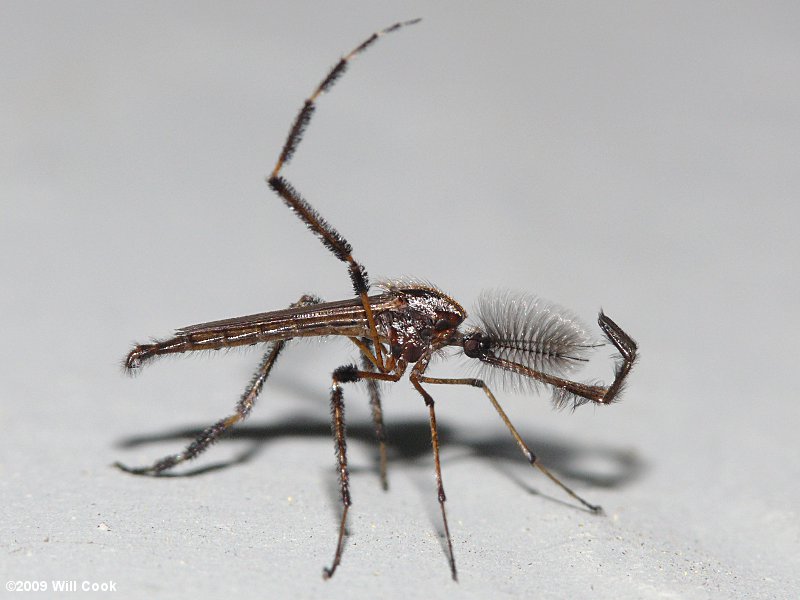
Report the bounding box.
[266,176,382,368]
[116,295,321,476]
[324,370,351,580]
[418,375,602,513]
[267,19,421,372]
[322,363,405,579]
[269,18,421,176]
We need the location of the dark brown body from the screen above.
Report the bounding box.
[126,284,466,370]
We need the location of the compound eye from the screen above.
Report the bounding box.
[463,333,489,358]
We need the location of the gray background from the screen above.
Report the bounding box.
[2,2,798,599]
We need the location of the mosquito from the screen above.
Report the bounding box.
[118,18,638,581]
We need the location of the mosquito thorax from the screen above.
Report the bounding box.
[375,283,466,363]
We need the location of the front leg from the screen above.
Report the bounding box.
[409,357,458,581]
[416,374,602,513]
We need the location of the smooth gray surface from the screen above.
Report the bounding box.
[2,2,798,599]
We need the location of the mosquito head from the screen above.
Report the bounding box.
[464,290,595,371]
[454,290,604,407]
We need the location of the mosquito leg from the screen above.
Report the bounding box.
[596,311,638,404]
[409,376,458,581]
[267,20,421,371]
[267,175,385,369]
[359,339,389,490]
[323,366,353,579]
[418,375,603,514]
[116,343,282,475]
[322,363,404,579]
[475,311,638,408]
[269,19,421,178]
[116,295,321,476]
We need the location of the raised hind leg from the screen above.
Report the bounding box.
[267,19,421,372]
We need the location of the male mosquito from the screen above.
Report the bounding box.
[118,19,638,581]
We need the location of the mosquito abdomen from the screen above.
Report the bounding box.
[124,333,237,371]
[124,317,367,372]
[125,339,187,371]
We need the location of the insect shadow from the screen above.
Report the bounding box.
[115,416,644,492]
